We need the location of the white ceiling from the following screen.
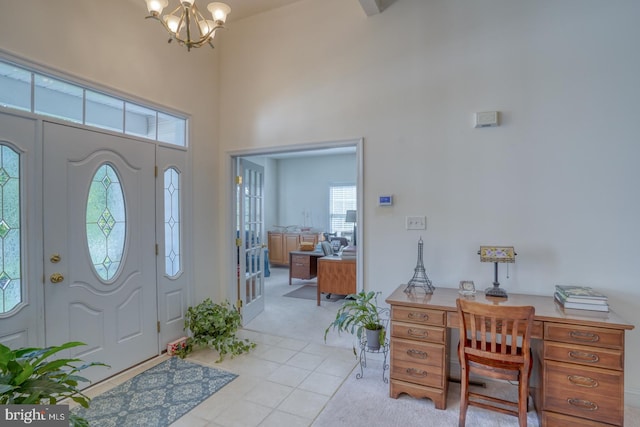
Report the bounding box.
[222,0,302,22]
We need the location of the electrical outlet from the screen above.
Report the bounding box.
[406,216,426,230]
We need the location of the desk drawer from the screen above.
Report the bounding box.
[390,358,444,388]
[291,254,310,266]
[392,306,445,327]
[542,411,615,427]
[391,338,444,369]
[544,341,623,370]
[391,321,445,344]
[545,323,624,349]
[543,360,623,425]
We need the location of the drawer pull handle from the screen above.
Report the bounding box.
[407,328,428,338]
[406,349,428,359]
[408,312,429,321]
[567,398,598,411]
[568,350,599,363]
[406,368,428,378]
[569,330,600,343]
[568,375,599,388]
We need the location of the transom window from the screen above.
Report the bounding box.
[0,59,187,147]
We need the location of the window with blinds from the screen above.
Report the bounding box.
[329,184,356,234]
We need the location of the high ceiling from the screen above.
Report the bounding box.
[222,0,302,22]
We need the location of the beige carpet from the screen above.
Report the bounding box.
[312,356,540,427]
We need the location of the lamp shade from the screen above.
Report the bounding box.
[345,210,357,223]
[145,0,169,15]
[208,2,231,23]
[479,246,515,263]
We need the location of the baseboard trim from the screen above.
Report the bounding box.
[626,387,640,408]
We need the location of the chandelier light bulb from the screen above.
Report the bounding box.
[199,20,216,38]
[164,15,181,33]
[208,2,231,23]
[145,0,168,15]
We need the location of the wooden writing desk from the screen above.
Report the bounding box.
[289,250,324,285]
[385,285,634,426]
[317,256,356,306]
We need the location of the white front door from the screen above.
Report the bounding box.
[43,122,157,382]
[237,158,265,324]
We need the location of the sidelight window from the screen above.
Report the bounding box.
[0,144,21,314]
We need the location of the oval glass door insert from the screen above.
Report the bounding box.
[86,164,126,281]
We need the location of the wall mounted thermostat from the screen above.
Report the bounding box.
[474,111,499,128]
[379,195,393,206]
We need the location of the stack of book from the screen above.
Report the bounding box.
[554,285,609,312]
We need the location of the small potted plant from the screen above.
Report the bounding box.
[324,290,385,351]
[174,298,256,362]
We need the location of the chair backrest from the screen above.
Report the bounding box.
[320,241,334,256]
[456,298,535,364]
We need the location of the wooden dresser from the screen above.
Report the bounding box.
[385,286,634,426]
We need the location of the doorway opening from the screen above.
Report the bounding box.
[230,139,363,345]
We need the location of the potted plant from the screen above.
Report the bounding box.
[175,298,256,362]
[324,290,386,351]
[0,341,106,427]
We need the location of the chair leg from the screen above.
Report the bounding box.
[518,368,528,427]
[459,363,470,427]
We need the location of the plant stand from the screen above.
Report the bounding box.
[356,307,390,383]
[356,335,389,383]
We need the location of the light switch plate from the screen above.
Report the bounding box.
[406,216,426,230]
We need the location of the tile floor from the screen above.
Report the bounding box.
[81,267,359,427]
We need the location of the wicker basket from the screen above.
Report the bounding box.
[299,242,315,251]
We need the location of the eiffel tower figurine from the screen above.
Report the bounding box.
[404,237,435,294]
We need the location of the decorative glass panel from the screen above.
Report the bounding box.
[0,144,21,313]
[164,168,181,277]
[86,164,126,281]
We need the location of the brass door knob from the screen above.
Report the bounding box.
[50,273,64,283]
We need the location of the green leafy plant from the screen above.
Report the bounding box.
[324,290,385,349]
[0,341,107,427]
[175,298,256,362]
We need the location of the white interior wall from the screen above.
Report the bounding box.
[218,0,640,402]
[274,154,357,230]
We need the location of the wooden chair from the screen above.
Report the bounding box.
[456,298,535,427]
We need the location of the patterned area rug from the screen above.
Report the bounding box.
[72,357,237,427]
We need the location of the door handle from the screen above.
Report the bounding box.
[50,273,64,283]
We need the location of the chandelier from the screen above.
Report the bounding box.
[144,0,231,51]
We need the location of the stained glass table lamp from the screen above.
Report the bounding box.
[478,246,516,298]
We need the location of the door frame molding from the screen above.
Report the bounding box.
[225,138,364,312]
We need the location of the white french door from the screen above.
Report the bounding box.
[236,158,265,324]
[43,122,158,382]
